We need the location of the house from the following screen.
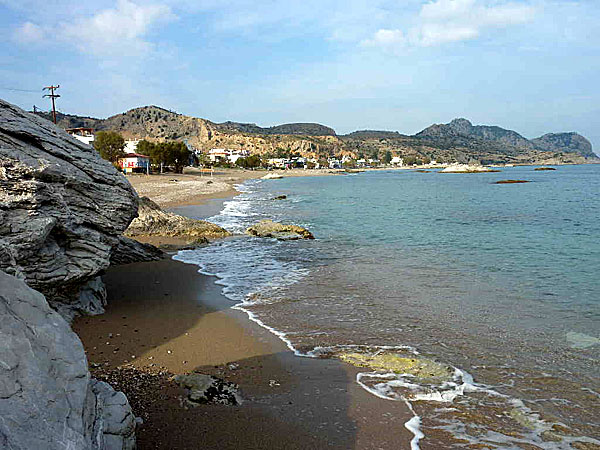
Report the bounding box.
[391,156,404,166]
[328,159,341,169]
[119,153,150,174]
[124,139,140,154]
[66,128,94,146]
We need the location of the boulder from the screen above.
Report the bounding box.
[110,236,164,266]
[0,99,138,319]
[174,373,242,406]
[0,270,135,450]
[125,196,231,241]
[246,219,314,240]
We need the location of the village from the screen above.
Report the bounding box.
[65,127,413,173]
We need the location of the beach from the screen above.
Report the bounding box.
[73,170,416,449]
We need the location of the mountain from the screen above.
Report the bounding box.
[531,132,594,158]
[343,130,404,139]
[33,106,596,164]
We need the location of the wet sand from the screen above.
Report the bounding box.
[73,257,415,449]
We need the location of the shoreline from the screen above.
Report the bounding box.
[74,173,417,449]
[73,258,415,449]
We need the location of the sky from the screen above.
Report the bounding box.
[1,0,599,152]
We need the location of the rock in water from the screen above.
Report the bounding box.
[0,270,136,450]
[125,196,231,242]
[246,219,314,240]
[0,99,138,319]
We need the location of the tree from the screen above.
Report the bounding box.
[136,140,155,157]
[94,131,125,165]
[146,141,190,173]
[383,150,392,164]
[236,154,262,169]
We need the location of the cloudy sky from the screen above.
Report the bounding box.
[1,0,599,150]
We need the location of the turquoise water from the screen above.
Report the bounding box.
[176,165,600,448]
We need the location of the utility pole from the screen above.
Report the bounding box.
[43,85,60,124]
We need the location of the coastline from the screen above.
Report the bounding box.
[73,172,417,449]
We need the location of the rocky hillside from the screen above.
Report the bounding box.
[36,107,597,164]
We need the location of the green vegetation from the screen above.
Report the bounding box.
[235,155,262,169]
[94,131,125,165]
[136,140,190,173]
[383,150,392,164]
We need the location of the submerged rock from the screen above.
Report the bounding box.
[0,270,135,450]
[246,219,314,240]
[125,197,231,241]
[272,194,287,200]
[174,373,242,406]
[535,167,557,171]
[338,351,454,382]
[0,99,138,319]
[494,180,530,184]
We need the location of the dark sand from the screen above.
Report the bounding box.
[73,258,415,449]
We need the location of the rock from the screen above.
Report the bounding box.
[262,173,284,179]
[440,164,500,173]
[272,194,287,200]
[0,100,138,319]
[125,197,231,241]
[494,180,530,184]
[534,167,557,171]
[246,219,314,240]
[174,373,242,406]
[0,270,135,450]
[110,236,164,266]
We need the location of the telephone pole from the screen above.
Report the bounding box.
[43,85,60,124]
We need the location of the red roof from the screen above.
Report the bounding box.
[122,153,149,158]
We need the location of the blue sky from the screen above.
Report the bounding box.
[1,0,599,152]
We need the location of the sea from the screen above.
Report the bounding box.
[174,165,600,449]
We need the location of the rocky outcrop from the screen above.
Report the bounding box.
[532,133,595,158]
[0,99,138,319]
[110,236,164,265]
[0,270,136,450]
[246,219,314,240]
[125,196,231,242]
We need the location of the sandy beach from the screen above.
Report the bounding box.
[73,171,415,449]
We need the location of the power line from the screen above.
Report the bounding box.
[0,86,41,93]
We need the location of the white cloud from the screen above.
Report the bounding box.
[12,0,175,58]
[13,21,45,43]
[363,0,536,48]
[361,29,406,47]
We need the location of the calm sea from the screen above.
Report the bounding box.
[175,165,600,449]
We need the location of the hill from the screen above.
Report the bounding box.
[33,106,597,164]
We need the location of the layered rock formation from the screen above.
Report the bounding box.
[0,99,138,319]
[125,196,231,242]
[0,100,139,449]
[0,270,136,450]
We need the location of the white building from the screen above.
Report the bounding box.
[66,128,94,146]
[391,156,404,166]
[208,148,250,163]
[119,153,150,174]
[124,139,140,154]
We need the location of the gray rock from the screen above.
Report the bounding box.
[0,99,138,319]
[110,236,164,266]
[0,270,135,450]
[174,373,242,406]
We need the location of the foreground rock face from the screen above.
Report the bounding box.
[0,100,138,318]
[0,270,135,450]
[110,236,164,266]
[246,219,314,240]
[125,196,231,242]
